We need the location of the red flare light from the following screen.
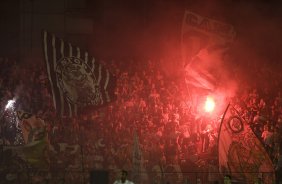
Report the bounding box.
[204,96,215,113]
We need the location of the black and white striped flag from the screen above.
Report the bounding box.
[43,31,116,117]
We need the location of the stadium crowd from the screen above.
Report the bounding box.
[0,56,281,183]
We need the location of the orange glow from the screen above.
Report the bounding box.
[204,96,215,113]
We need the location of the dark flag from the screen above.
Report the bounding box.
[43,31,116,117]
[218,104,275,184]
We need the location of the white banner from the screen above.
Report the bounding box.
[181,10,236,91]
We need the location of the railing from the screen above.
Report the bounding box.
[0,170,276,184]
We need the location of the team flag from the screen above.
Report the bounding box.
[181,10,236,91]
[17,111,46,144]
[218,104,275,183]
[43,31,116,117]
[2,111,50,169]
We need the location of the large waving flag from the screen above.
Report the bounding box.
[218,104,275,183]
[43,31,116,117]
[181,10,236,91]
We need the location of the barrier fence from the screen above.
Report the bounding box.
[0,169,276,184]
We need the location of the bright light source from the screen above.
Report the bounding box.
[204,96,215,113]
[5,99,15,110]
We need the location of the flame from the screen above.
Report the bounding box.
[204,96,215,113]
[5,99,15,110]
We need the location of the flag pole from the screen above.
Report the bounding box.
[77,118,86,184]
[217,102,230,173]
[0,108,6,161]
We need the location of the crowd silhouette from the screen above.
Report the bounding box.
[0,56,281,183]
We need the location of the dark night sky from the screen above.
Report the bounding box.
[84,0,282,66]
[83,0,282,92]
[0,0,282,67]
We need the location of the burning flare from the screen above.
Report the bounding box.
[204,96,215,113]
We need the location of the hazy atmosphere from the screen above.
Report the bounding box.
[0,0,282,184]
